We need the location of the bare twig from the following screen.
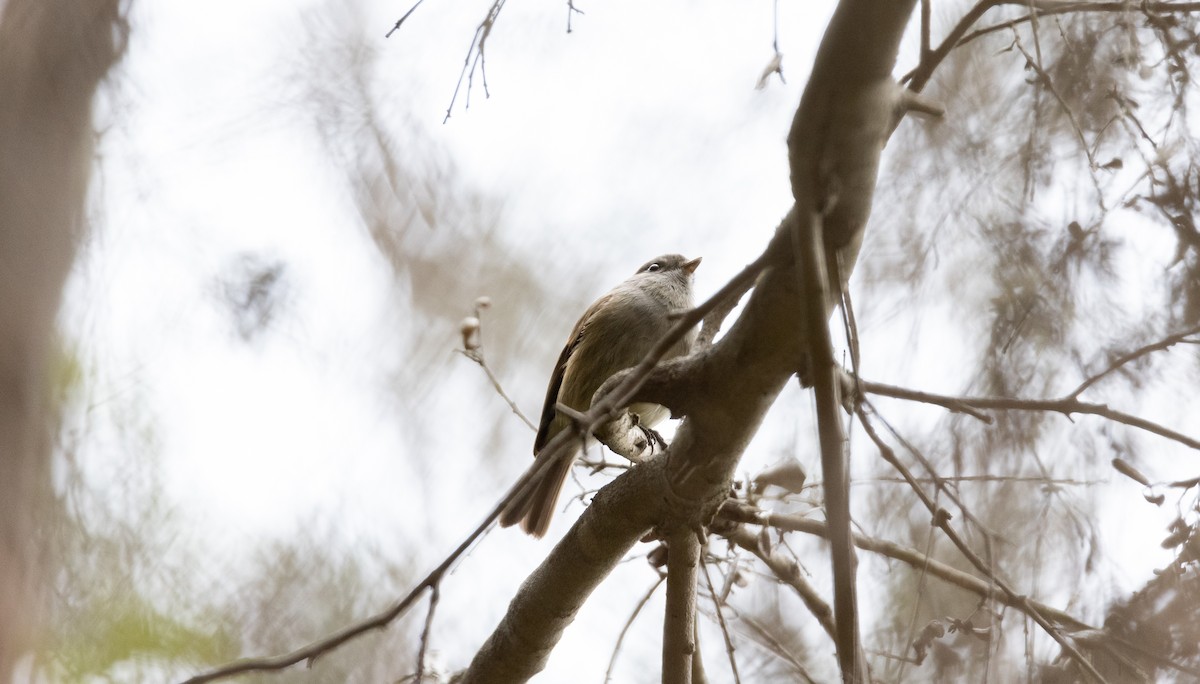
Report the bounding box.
[700,555,742,684]
[461,348,537,431]
[445,0,506,123]
[1068,325,1200,399]
[1010,28,1107,208]
[720,503,1200,679]
[959,2,1200,52]
[385,0,426,38]
[566,0,584,33]
[604,574,665,683]
[459,298,537,430]
[414,585,440,683]
[726,527,837,643]
[182,532,483,684]
[735,613,819,684]
[904,0,1200,92]
[859,379,1200,451]
[853,404,1109,683]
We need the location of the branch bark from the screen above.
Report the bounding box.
[662,529,700,684]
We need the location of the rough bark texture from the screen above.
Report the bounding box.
[0,0,126,677]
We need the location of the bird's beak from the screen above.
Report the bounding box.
[683,256,702,274]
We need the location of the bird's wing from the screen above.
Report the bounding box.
[533,293,609,454]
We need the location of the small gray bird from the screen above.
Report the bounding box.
[499,254,701,537]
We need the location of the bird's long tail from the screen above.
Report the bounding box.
[498,451,575,538]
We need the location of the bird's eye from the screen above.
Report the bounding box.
[646,263,661,272]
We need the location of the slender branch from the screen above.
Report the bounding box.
[414,585,440,683]
[958,2,1200,52]
[460,348,536,431]
[853,405,1109,683]
[735,613,819,684]
[720,501,1087,630]
[700,556,742,684]
[445,0,506,123]
[1010,29,1100,174]
[859,379,1200,451]
[385,0,426,38]
[1068,325,1200,399]
[183,540,474,684]
[905,0,1003,91]
[906,0,1200,93]
[604,575,665,683]
[663,529,701,684]
[793,209,863,682]
[720,502,1200,679]
[725,527,837,643]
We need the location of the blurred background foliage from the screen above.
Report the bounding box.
[27,0,1200,682]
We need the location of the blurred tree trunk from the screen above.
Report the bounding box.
[0,0,127,677]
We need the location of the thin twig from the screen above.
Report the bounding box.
[726,527,837,643]
[460,349,536,431]
[1068,324,1200,399]
[445,0,505,123]
[385,0,426,38]
[959,2,1200,52]
[904,0,1200,92]
[860,379,1200,451]
[853,404,1109,684]
[735,613,819,684]
[566,0,584,33]
[721,502,1200,680]
[700,555,742,684]
[182,536,483,683]
[1010,28,1107,209]
[414,585,440,683]
[604,574,665,683]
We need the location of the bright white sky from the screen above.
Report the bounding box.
[57,0,1195,681]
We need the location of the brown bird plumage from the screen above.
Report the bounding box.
[499,254,701,537]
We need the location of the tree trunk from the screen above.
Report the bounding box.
[0,0,127,676]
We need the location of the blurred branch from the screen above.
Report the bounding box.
[725,527,838,644]
[959,1,1200,52]
[858,378,1200,451]
[1068,324,1200,399]
[605,574,665,683]
[852,406,1108,683]
[699,556,742,684]
[734,612,818,684]
[903,0,1200,92]
[719,500,1200,679]
[183,537,476,684]
[718,500,1087,630]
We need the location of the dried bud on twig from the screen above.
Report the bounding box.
[461,316,481,351]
